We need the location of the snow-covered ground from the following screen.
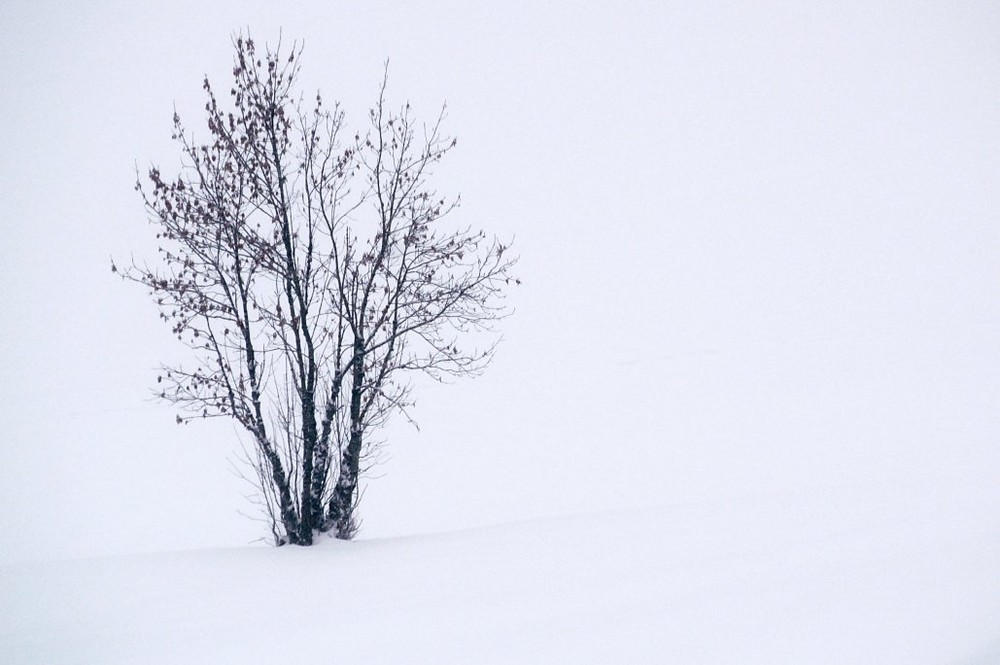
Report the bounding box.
[5,477,999,664]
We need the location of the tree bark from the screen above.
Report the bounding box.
[329,336,365,538]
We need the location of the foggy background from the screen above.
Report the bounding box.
[2,0,999,564]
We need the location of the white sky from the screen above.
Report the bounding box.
[2,0,999,563]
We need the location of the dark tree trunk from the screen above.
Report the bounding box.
[310,366,347,530]
[297,391,318,544]
[258,432,301,544]
[329,337,365,538]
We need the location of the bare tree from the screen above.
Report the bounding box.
[116,34,516,544]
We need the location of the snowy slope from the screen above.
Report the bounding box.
[4,479,999,664]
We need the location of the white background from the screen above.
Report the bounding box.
[2,0,999,563]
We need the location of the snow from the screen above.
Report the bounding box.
[5,478,999,663]
[2,2,1000,661]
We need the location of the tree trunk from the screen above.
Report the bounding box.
[329,337,365,538]
[297,391,318,544]
[258,433,301,544]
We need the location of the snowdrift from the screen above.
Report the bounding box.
[4,482,999,663]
